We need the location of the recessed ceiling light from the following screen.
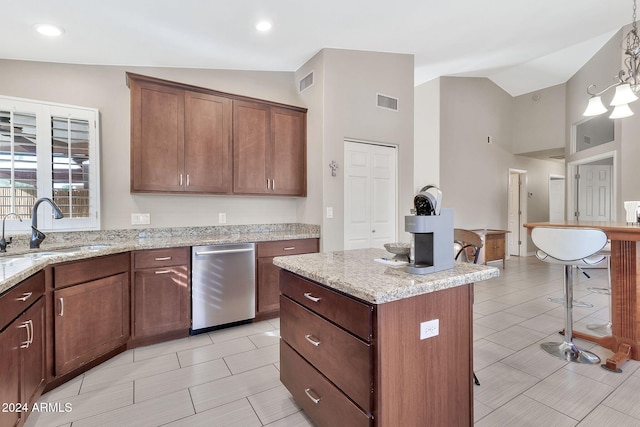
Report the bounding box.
[35,24,65,37]
[255,21,272,32]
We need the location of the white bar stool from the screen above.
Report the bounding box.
[586,243,612,334]
[532,227,607,364]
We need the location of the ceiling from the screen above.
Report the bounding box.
[0,0,633,96]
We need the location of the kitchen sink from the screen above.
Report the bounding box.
[0,244,111,265]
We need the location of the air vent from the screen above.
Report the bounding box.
[299,71,314,93]
[377,93,399,111]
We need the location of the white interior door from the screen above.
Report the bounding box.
[344,141,397,250]
[578,165,611,221]
[508,172,520,256]
[549,176,565,222]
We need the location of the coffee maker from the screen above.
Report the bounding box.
[624,201,640,224]
[404,186,454,275]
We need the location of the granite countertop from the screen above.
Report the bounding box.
[273,248,500,304]
[0,224,320,295]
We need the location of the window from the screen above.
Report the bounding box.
[0,96,100,232]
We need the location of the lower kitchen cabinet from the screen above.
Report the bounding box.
[53,254,130,376]
[132,247,190,343]
[255,238,319,318]
[0,271,46,427]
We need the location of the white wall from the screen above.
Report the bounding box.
[296,49,415,251]
[0,59,304,229]
[414,78,440,192]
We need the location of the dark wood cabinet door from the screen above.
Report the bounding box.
[270,107,306,196]
[257,256,280,315]
[0,317,21,427]
[133,266,190,337]
[184,91,232,193]
[233,100,271,194]
[130,79,185,192]
[20,298,46,410]
[54,273,130,376]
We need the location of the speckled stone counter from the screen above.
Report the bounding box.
[0,223,319,294]
[273,248,499,304]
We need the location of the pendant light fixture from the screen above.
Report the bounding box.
[583,0,640,118]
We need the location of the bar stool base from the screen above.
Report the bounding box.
[541,341,600,364]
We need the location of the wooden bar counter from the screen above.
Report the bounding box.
[524,221,640,371]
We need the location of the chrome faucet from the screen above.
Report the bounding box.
[1,212,23,252]
[30,198,64,249]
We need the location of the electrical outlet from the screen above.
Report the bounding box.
[218,213,227,224]
[420,319,439,340]
[326,207,333,219]
[131,213,150,225]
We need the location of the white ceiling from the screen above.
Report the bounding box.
[0,0,632,96]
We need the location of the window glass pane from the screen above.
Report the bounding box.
[0,110,38,217]
[51,116,90,218]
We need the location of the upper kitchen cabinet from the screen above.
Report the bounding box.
[128,73,232,194]
[127,73,306,196]
[233,101,306,196]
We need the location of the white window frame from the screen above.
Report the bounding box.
[0,95,101,232]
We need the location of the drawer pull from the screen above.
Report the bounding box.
[154,256,172,261]
[155,270,172,275]
[303,292,321,303]
[283,247,295,251]
[304,388,322,404]
[58,297,64,317]
[16,292,33,302]
[19,320,32,349]
[304,334,321,346]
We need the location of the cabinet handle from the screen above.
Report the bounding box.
[154,256,172,261]
[19,320,31,349]
[16,292,32,302]
[304,388,322,404]
[283,247,295,251]
[272,179,275,191]
[266,178,271,190]
[179,174,183,186]
[58,297,64,317]
[155,270,172,274]
[186,174,190,186]
[303,292,321,303]
[304,334,321,347]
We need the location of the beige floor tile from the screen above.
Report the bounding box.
[84,350,134,374]
[475,395,576,427]
[519,314,566,335]
[268,318,281,329]
[473,400,493,422]
[473,300,511,315]
[474,362,539,409]
[602,375,640,419]
[473,323,498,341]
[484,325,547,351]
[71,389,193,427]
[264,410,315,427]
[524,368,614,420]
[80,353,180,393]
[163,399,262,427]
[474,311,528,331]
[564,347,640,387]
[473,339,516,370]
[177,336,257,367]
[135,358,231,402]
[38,375,84,403]
[248,385,300,424]
[503,300,557,318]
[133,334,212,361]
[578,405,640,426]
[190,365,281,412]
[24,382,133,427]
[209,321,276,343]
[248,329,281,348]
[501,343,567,379]
[224,343,280,374]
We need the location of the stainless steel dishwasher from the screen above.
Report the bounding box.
[191,243,256,334]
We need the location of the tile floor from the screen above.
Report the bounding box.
[25,256,640,427]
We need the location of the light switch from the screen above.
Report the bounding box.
[219,213,227,224]
[326,207,334,219]
[131,213,150,225]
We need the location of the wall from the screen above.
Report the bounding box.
[296,49,415,251]
[512,83,566,155]
[438,77,564,253]
[0,59,303,229]
[414,78,441,192]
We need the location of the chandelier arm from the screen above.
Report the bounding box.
[587,82,623,97]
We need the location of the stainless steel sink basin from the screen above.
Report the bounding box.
[53,244,110,253]
[0,244,110,265]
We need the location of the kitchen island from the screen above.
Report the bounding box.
[274,248,499,427]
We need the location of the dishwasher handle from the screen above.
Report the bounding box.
[195,247,254,256]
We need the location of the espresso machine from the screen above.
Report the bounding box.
[404,186,454,275]
[624,201,640,224]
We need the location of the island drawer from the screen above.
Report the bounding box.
[280,295,372,411]
[280,341,372,427]
[0,271,45,329]
[133,247,190,269]
[280,270,372,341]
[257,238,319,257]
